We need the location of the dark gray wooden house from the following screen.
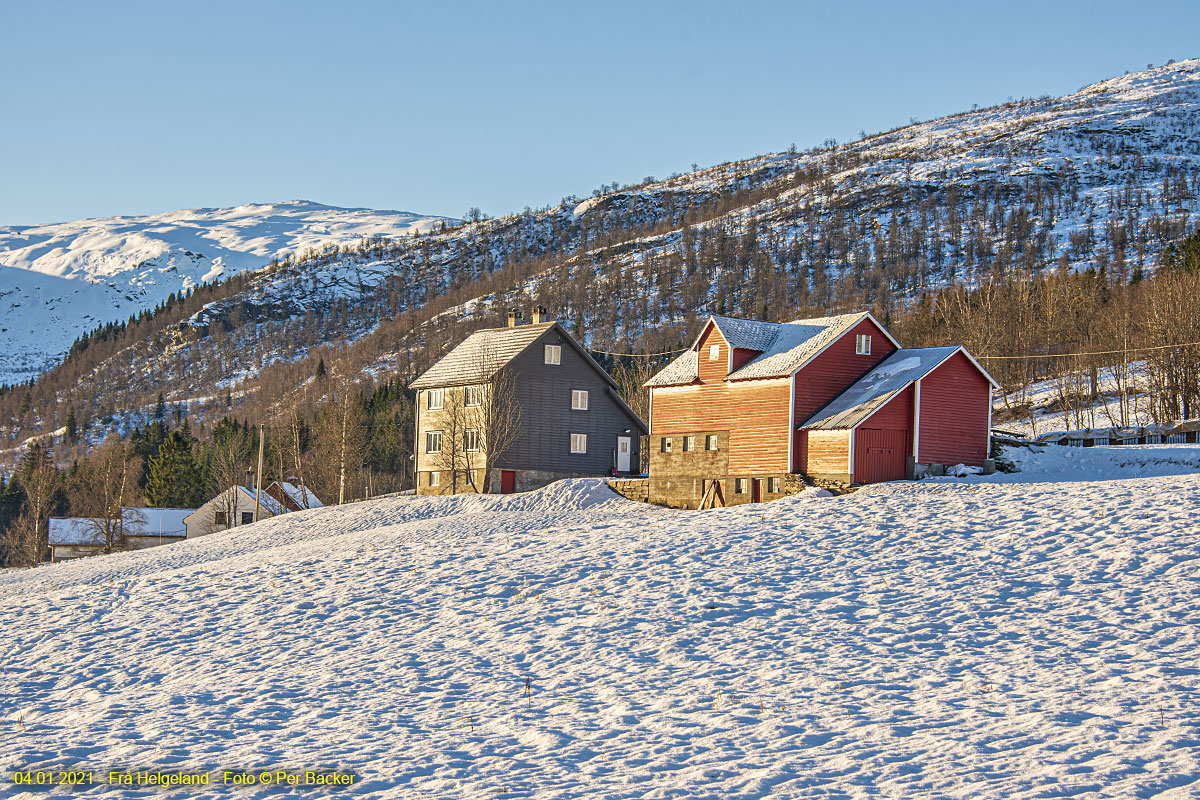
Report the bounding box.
[409,308,647,495]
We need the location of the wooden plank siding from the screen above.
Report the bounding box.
[806,430,851,475]
[650,380,791,474]
[860,383,914,430]
[696,324,731,383]
[792,318,899,472]
[917,351,991,466]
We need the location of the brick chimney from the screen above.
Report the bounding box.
[531,305,550,324]
[507,308,522,328]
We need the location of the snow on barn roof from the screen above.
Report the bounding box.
[273,482,323,510]
[411,320,624,394]
[411,323,556,389]
[645,313,880,387]
[49,507,192,546]
[801,347,962,430]
[643,350,698,388]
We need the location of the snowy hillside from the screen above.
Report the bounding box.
[0,201,452,383]
[7,60,1200,454]
[4,451,1200,798]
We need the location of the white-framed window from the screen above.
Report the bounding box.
[856,334,872,355]
[735,477,748,494]
[571,389,589,410]
[464,386,483,407]
[426,430,442,453]
[767,477,780,493]
[708,344,720,361]
[705,434,718,451]
[429,471,440,487]
[570,433,587,454]
[661,437,673,453]
[544,344,562,365]
[427,388,444,409]
[682,435,695,452]
[464,429,481,452]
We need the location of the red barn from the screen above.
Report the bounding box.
[644,313,998,507]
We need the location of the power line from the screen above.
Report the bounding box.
[588,347,688,358]
[980,340,1200,360]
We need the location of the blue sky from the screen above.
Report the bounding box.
[1,0,1197,226]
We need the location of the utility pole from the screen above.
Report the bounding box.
[253,423,265,523]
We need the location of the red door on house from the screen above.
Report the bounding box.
[855,428,909,483]
[751,479,762,503]
[500,470,516,494]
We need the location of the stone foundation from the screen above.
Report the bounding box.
[608,478,649,503]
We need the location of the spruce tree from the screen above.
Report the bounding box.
[145,432,205,508]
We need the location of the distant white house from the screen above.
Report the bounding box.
[183,481,323,538]
[49,507,193,561]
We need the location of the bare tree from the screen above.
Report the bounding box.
[79,437,144,554]
[2,444,57,566]
[311,369,368,505]
[464,343,522,492]
[209,425,253,532]
[432,386,474,494]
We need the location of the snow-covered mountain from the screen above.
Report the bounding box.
[6,60,1200,452]
[0,201,453,384]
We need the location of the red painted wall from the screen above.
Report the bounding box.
[852,385,914,483]
[861,383,914,431]
[917,351,991,466]
[792,318,899,472]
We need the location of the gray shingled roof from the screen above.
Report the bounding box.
[644,313,875,387]
[410,323,556,389]
[801,347,961,430]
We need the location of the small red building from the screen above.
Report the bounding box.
[644,312,998,507]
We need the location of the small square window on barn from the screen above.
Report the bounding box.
[735,478,748,494]
[708,344,720,361]
[856,334,872,355]
[427,388,444,409]
[767,477,780,493]
[545,344,562,365]
[570,433,587,454]
[241,512,254,525]
[661,437,673,453]
[682,435,695,452]
[705,434,718,450]
[214,511,228,527]
[571,389,589,410]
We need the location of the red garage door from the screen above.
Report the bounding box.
[855,428,909,484]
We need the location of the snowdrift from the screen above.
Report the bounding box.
[3,458,1200,798]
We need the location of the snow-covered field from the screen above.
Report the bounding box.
[3,447,1199,798]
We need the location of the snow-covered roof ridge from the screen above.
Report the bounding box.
[410,323,556,389]
[644,312,872,387]
[644,350,699,388]
[709,316,781,352]
[49,507,192,546]
[802,346,962,429]
[273,481,323,510]
[726,312,870,380]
